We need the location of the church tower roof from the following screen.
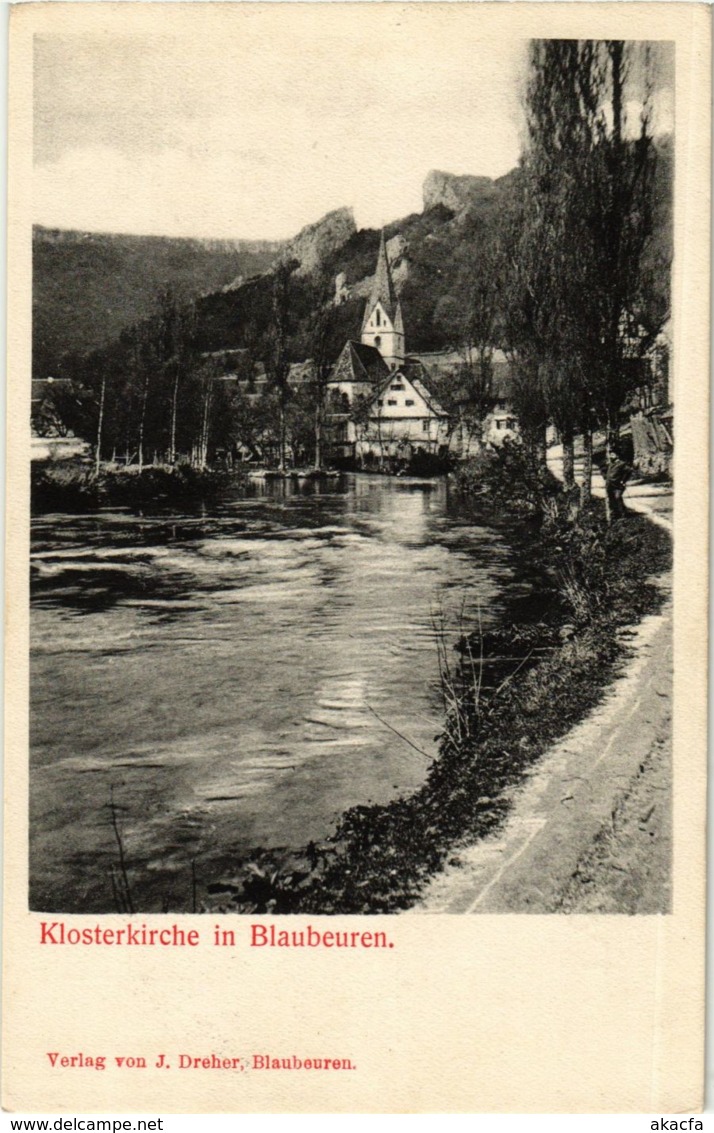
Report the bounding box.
[362,231,399,329]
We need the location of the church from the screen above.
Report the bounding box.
[326,233,451,468]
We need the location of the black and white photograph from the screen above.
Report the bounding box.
[28,22,676,918]
[5,2,709,1116]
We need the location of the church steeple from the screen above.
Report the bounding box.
[361,231,405,369]
[368,231,398,321]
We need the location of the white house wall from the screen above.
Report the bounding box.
[362,417,449,443]
[357,373,451,452]
[375,376,431,419]
[483,410,519,446]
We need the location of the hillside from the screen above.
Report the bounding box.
[32,227,283,378]
[34,144,671,380]
[193,171,510,360]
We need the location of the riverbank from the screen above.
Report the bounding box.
[31,456,451,515]
[416,581,671,913]
[415,452,673,914]
[204,447,672,915]
[31,461,238,512]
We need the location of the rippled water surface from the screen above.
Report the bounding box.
[31,474,518,912]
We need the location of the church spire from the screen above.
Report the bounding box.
[369,230,398,321]
[360,231,405,369]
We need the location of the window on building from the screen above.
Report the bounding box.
[390,384,403,391]
[387,399,397,406]
[374,336,381,348]
[377,399,383,407]
[422,420,429,432]
[405,399,414,406]
[375,308,381,327]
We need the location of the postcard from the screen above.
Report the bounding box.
[4,2,709,1113]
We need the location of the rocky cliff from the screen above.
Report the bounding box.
[422,170,497,216]
[346,233,409,301]
[280,206,357,275]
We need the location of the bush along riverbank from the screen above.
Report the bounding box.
[200,446,670,915]
[31,461,239,513]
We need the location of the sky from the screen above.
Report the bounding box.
[33,10,673,243]
[33,8,529,240]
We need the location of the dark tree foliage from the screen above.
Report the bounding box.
[305,274,342,469]
[502,39,662,488]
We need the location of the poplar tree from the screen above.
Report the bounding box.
[265,261,297,471]
[306,274,341,471]
[506,39,658,499]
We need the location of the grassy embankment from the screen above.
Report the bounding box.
[31,461,239,512]
[204,444,671,915]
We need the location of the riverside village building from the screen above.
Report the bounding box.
[326,232,454,468]
[196,233,520,469]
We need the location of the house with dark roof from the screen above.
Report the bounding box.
[355,361,451,464]
[329,340,390,403]
[200,350,318,404]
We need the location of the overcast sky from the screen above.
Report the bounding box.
[33,10,672,242]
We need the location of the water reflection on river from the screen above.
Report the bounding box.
[30,473,516,912]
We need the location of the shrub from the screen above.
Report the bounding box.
[31,461,238,513]
[452,441,560,516]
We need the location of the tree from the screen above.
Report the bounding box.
[578,43,658,454]
[36,379,96,441]
[157,291,199,465]
[499,172,552,471]
[306,296,339,470]
[180,354,223,469]
[263,261,298,471]
[350,389,377,469]
[429,363,490,453]
[131,326,154,472]
[94,374,106,475]
[505,40,659,501]
[435,234,501,372]
[284,383,318,467]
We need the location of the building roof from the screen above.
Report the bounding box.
[361,231,401,331]
[415,351,514,402]
[374,363,448,418]
[330,340,390,386]
[287,360,315,385]
[410,377,448,417]
[201,353,314,390]
[415,347,509,372]
[201,348,251,364]
[400,358,447,413]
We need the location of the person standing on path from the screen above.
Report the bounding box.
[604,446,634,523]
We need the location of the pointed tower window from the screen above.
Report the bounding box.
[375,308,381,327]
[374,336,381,349]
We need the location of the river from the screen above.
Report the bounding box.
[30,473,522,913]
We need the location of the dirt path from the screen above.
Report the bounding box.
[556,704,671,914]
[413,462,673,916]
